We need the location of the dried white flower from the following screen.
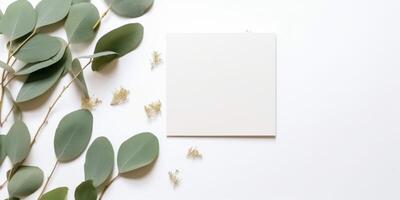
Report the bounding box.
[81,97,102,110]
[168,169,180,188]
[187,147,202,159]
[144,100,161,119]
[111,87,130,105]
[150,51,162,70]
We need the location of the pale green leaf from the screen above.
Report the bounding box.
[77,51,118,59]
[106,0,154,18]
[16,45,70,103]
[0,0,37,40]
[85,137,114,187]
[36,0,72,28]
[0,135,7,165]
[54,109,93,162]
[39,187,68,200]
[5,120,30,165]
[14,34,61,63]
[92,23,143,71]
[73,0,90,4]
[65,3,99,43]
[74,180,97,200]
[70,59,89,98]
[117,132,159,173]
[16,38,66,76]
[8,166,43,198]
[0,60,15,73]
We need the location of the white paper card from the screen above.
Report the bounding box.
[166,33,276,136]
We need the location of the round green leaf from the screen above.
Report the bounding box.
[54,109,93,162]
[5,120,30,165]
[8,166,44,198]
[65,3,99,44]
[117,132,159,174]
[16,39,67,76]
[106,0,154,18]
[0,0,37,40]
[36,0,72,29]
[16,45,70,103]
[0,135,7,165]
[92,23,143,71]
[74,180,97,200]
[14,34,61,63]
[39,187,68,200]
[85,137,114,187]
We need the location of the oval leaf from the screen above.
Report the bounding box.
[16,46,70,103]
[16,39,67,76]
[70,59,89,97]
[65,3,99,43]
[0,0,37,40]
[54,109,93,162]
[75,180,97,200]
[8,166,44,198]
[5,120,30,165]
[39,187,68,200]
[0,135,7,165]
[14,34,61,63]
[85,137,114,187]
[36,0,72,29]
[117,132,159,173]
[106,0,154,18]
[92,23,143,71]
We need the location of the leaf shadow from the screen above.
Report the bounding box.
[119,161,157,179]
[95,59,119,76]
[17,83,58,111]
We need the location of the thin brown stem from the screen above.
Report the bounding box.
[4,75,15,87]
[37,160,59,199]
[10,30,37,58]
[1,104,14,126]
[98,175,119,200]
[93,4,112,30]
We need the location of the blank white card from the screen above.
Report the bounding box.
[166,33,276,136]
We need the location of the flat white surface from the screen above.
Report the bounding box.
[1,0,400,199]
[166,33,276,136]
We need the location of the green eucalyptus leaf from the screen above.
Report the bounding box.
[16,45,70,103]
[8,166,44,198]
[77,51,118,59]
[106,0,154,18]
[36,0,72,29]
[73,0,90,4]
[14,34,61,63]
[0,0,37,40]
[117,132,159,174]
[92,23,143,71]
[5,120,30,165]
[70,59,89,98]
[0,61,15,73]
[85,137,114,187]
[54,109,93,162]
[65,3,99,43]
[74,180,97,200]
[0,135,7,165]
[61,47,73,77]
[39,187,68,200]
[16,39,67,76]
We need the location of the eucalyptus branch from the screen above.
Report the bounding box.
[93,3,112,30]
[1,105,15,126]
[98,175,119,200]
[9,29,37,58]
[37,160,59,199]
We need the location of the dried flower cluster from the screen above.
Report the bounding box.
[111,87,130,105]
[144,100,162,119]
[187,147,202,159]
[150,51,162,70]
[168,169,180,188]
[81,97,102,110]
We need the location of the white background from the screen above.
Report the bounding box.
[1,0,400,199]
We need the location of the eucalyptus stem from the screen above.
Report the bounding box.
[10,29,37,58]
[1,104,14,126]
[98,175,119,200]
[93,4,112,30]
[37,160,59,199]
